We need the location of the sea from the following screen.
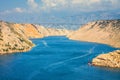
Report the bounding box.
[0,36,120,80]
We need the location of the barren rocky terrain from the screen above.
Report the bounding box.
[0,21,71,54]
[68,20,120,68]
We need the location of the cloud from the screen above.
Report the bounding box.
[40,0,120,12]
[1,0,120,16]
[14,8,24,13]
[27,0,38,10]
[0,7,24,15]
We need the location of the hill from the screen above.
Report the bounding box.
[0,21,34,54]
[68,20,120,48]
[68,20,120,68]
[0,21,72,54]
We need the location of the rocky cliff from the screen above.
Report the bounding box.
[0,21,72,54]
[68,20,120,68]
[92,50,120,68]
[0,21,34,54]
[35,25,71,37]
[13,24,71,39]
[68,20,120,48]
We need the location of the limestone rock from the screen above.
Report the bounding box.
[92,50,120,68]
[13,23,71,38]
[0,21,72,54]
[68,20,120,48]
[0,21,34,54]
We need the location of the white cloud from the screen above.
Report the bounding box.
[40,0,120,12]
[27,0,38,10]
[14,8,24,13]
[41,0,68,9]
[0,8,24,15]
[1,0,120,15]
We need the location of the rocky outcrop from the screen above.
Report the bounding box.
[92,50,120,68]
[0,21,34,54]
[68,20,120,48]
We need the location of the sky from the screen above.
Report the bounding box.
[0,0,120,24]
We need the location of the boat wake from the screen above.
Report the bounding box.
[45,45,97,69]
[42,40,49,47]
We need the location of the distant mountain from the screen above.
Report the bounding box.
[0,10,120,27]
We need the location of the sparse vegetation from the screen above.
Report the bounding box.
[5,43,10,47]
[2,49,8,52]
[14,44,18,47]
[12,47,16,50]
[0,38,3,41]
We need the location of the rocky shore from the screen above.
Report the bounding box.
[92,50,120,68]
[0,21,72,54]
[68,20,120,68]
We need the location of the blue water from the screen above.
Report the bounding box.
[0,36,120,80]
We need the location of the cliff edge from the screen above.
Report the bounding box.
[0,21,72,54]
[92,50,120,68]
[68,20,120,68]
[0,21,34,54]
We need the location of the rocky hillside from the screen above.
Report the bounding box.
[13,24,71,39]
[13,24,43,38]
[0,21,34,54]
[68,20,120,48]
[0,21,72,54]
[35,25,71,37]
[92,50,120,68]
[68,20,120,68]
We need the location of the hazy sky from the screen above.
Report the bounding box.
[0,0,120,23]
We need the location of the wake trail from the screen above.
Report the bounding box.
[27,70,40,80]
[42,40,49,47]
[45,45,97,69]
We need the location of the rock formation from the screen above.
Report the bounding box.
[68,20,120,48]
[13,23,71,38]
[35,25,71,37]
[0,21,72,54]
[68,20,120,68]
[13,24,43,38]
[0,21,34,54]
[92,50,120,68]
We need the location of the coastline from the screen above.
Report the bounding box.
[0,44,35,55]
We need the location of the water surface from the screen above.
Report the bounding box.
[0,36,120,80]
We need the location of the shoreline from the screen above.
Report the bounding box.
[0,46,34,55]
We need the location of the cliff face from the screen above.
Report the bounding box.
[35,25,71,37]
[68,20,120,68]
[92,50,120,68]
[13,24,71,38]
[68,20,120,48]
[0,21,34,54]
[13,24,43,38]
[0,21,72,54]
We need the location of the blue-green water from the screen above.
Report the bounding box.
[0,36,120,80]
